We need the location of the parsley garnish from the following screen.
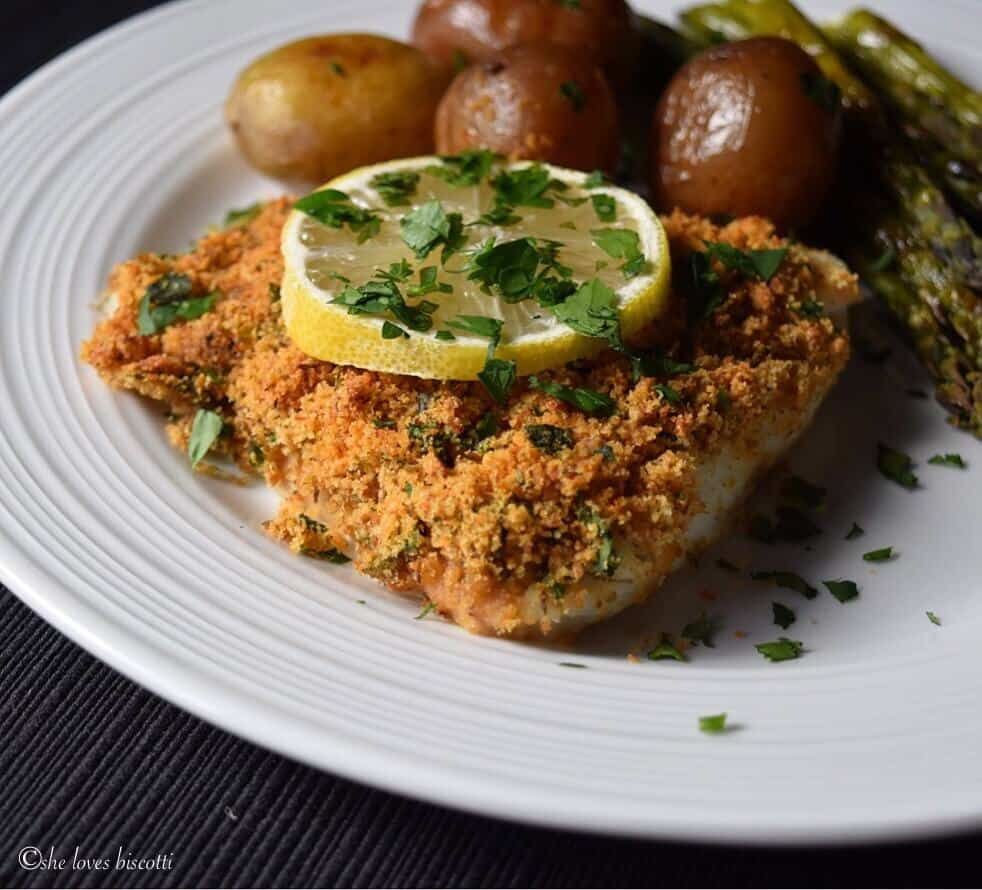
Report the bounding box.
[528,375,616,416]
[137,273,217,335]
[772,602,796,629]
[579,503,619,576]
[654,383,682,404]
[687,251,725,321]
[474,412,499,441]
[583,170,606,189]
[491,164,563,209]
[303,542,346,562]
[525,424,573,453]
[381,320,409,339]
[755,637,803,662]
[751,571,818,600]
[370,170,420,207]
[862,546,895,562]
[590,228,648,278]
[681,612,719,648]
[466,238,548,302]
[223,202,262,228]
[408,266,453,298]
[401,200,464,260]
[699,713,727,734]
[928,453,966,468]
[780,475,826,510]
[415,601,437,620]
[629,350,694,380]
[294,188,380,242]
[435,329,456,341]
[372,418,396,429]
[331,278,436,332]
[446,315,503,346]
[795,299,825,318]
[559,661,587,668]
[478,358,517,405]
[647,637,686,662]
[590,193,616,222]
[559,80,585,111]
[330,61,346,77]
[428,149,499,186]
[552,278,622,346]
[188,409,223,467]
[299,514,328,533]
[703,241,788,282]
[800,71,841,112]
[824,579,859,603]
[927,611,941,626]
[877,443,918,488]
[846,522,865,540]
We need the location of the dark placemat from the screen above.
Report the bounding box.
[2,3,981,887]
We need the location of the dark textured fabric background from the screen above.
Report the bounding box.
[2,2,980,887]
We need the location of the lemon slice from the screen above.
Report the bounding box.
[281,156,670,380]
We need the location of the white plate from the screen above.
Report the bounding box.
[2,0,981,846]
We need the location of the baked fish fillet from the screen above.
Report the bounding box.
[82,201,853,638]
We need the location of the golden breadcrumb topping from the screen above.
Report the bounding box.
[82,201,851,634]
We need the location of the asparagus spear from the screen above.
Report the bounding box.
[679,0,876,111]
[827,9,982,220]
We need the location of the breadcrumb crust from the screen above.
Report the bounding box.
[81,201,851,636]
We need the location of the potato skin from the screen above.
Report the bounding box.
[435,42,619,172]
[225,34,450,183]
[651,37,842,231]
[413,0,637,86]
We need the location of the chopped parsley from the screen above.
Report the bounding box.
[824,579,859,603]
[877,443,918,489]
[330,61,346,77]
[927,611,941,626]
[862,546,895,562]
[299,514,328,533]
[795,299,825,318]
[751,571,818,600]
[529,375,616,416]
[401,199,465,260]
[590,228,648,278]
[597,443,615,462]
[772,602,796,630]
[559,80,585,111]
[426,149,499,187]
[435,329,456,341]
[408,266,453,298]
[590,193,616,222]
[755,637,803,662]
[474,412,499,441]
[681,612,719,648]
[467,238,570,304]
[300,547,351,564]
[478,357,517,405]
[654,383,682,404]
[698,713,727,734]
[137,273,217,335]
[370,170,420,207]
[845,522,865,540]
[223,202,262,228]
[552,278,622,346]
[372,418,397,430]
[928,453,966,468]
[800,71,841,112]
[647,637,686,662]
[583,170,607,189]
[629,350,694,380]
[331,277,436,332]
[415,601,437,620]
[188,409,223,467]
[381,320,409,339]
[559,661,587,668]
[491,164,564,209]
[780,475,826,510]
[525,424,573,453]
[703,241,788,282]
[686,250,725,322]
[579,503,619,576]
[446,315,503,346]
[294,188,380,242]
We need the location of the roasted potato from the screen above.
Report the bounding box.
[435,42,619,172]
[225,34,450,183]
[651,37,842,231]
[412,0,638,86]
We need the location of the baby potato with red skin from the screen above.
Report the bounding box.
[435,42,620,172]
[651,37,842,232]
[412,0,638,86]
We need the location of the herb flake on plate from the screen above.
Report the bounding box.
[188,409,223,467]
[862,546,895,563]
[824,579,859,603]
[877,443,918,489]
[772,602,796,629]
[699,713,727,734]
[755,637,803,662]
